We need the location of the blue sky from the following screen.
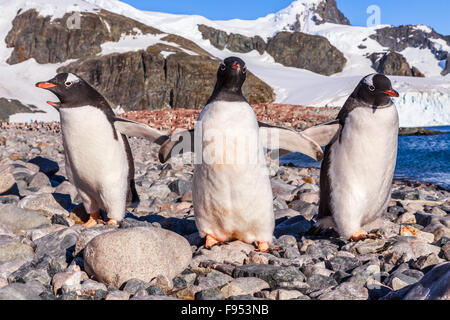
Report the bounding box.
[122,0,450,35]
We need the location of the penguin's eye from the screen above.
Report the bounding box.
[242,66,247,74]
[220,63,226,71]
[368,85,375,92]
[65,81,72,87]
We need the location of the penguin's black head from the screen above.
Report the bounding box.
[35,73,98,108]
[216,57,247,92]
[354,73,399,106]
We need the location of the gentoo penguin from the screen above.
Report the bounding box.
[158,57,324,252]
[302,74,400,241]
[36,73,168,226]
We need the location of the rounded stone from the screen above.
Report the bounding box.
[84,227,192,288]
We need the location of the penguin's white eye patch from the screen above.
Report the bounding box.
[65,81,72,87]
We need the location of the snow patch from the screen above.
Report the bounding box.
[401,47,446,77]
[160,51,175,59]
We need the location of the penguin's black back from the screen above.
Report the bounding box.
[121,134,140,206]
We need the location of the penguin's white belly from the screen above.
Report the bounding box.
[60,107,128,208]
[329,106,399,238]
[193,101,274,243]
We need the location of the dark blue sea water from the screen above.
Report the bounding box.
[280,126,450,190]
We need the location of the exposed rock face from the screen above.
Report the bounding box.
[266,32,346,76]
[198,25,346,76]
[5,9,274,111]
[370,25,449,73]
[369,51,425,77]
[312,0,350,25]
[59,49,274,110]
[370,25,449,55]
[0,98,43,121]
[5,9,161,65]
[198,25,266,54]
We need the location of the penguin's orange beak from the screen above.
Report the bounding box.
[36,82,58,89]
[231,62,241,71]
[384,90,399,97]
[46,101,60,108]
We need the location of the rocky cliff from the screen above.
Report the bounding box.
[4,9,274,111]
[266,32,346,76]
[311,0,350,25]
[370,25,449,76]
[198,26,346,76]
[5,9,161,64]
[58,46,274,110]
[369,51,425,77]
[197,25,266,55]
[0,98,43,121]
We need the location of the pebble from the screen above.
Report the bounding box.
[122,278,151,295]
[52,271,88,294]
[220,277,270,298]
[411,253,442,270]
[400,225,435,243]
[18,193,71,217]
[33,228,78,260]
[147,184,171,199]
[191,241,254,266]
[0,204,50,233]
[307,274,338,292]
[105,290,130,300]
[232,264,306,291]
[0,238,34,264]
[327,256,361,273]
[442,243,450,261]
[0,281,45,300]
[318,282,369,300]
[0,166,15,194]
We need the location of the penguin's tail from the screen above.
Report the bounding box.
[127,179,140,209]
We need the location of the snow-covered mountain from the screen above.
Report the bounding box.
[1,0,449,127]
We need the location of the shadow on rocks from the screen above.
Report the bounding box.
[28,157,59,177]
[51,193,75,212]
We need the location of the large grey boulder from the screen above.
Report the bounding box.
[84,227,192,288]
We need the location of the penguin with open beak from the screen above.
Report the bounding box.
[36,73,168,226]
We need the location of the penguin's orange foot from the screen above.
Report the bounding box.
[83,211,101,227]
[205,234,220,249]
[350,229,376,242]
[107,219,118,226]
[257,241,270,253]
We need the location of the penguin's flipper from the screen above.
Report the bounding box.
[258,122,324,161]
[113,117,169,145]
[300,120,341,146]
[158,129,195,163]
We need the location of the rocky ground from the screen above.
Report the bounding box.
[0,124,449,301]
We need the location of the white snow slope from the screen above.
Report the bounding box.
[0,0,449,127]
